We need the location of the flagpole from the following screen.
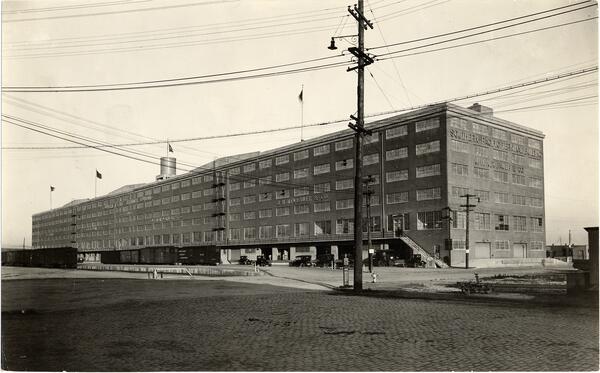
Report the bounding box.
[300,84,304,142]
[50,188,53,210]
[95,171,97,198]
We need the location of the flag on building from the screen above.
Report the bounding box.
[96,170,102,179]
[298,88,303,102]
[50,186,55,192]
[168,143,174,153]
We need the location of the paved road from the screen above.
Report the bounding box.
[2,276,597,371]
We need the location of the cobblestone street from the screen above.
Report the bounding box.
[2,276,598,371]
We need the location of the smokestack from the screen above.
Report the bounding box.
[468,103,494,117]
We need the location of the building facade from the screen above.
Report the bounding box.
[32,103,546,267]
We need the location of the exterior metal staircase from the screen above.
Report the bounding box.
[399,235,448,268]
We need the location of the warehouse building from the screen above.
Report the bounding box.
[32,102,546,267]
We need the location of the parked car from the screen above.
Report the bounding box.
[406,254,426,268]
[255,255,271,267]
[316,254,334,267]
[290,255,314,267]
[238,255,254,265]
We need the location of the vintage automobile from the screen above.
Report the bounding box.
[289,255,314,267]
[315,254,335,267]
[255,255,271,267]
[238,255,254,265]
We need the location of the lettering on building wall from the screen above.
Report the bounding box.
[449,128,542,159]
[276,193,330,206]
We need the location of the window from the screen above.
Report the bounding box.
[531,217,544,232]
[449,117,468,130]
[529,158,542,169]
[276,190,290,199]
[362,216,381,232]
[415,118,440,132]
[451,211,466,229]
[386,191,409,204]
[276,224,291,237]
[513,216,527,232]
[243,163,256,173]
[313,144,330,156]
[259,226,274,239]
[203,175,213,182]
[172,234,181,244]
[294,168,308,179]
[492,150,509,162]
[229,198,240,207]
[493,171,509,183]
[473,212,491,230]
[294,222,310,236]
[473,167,489,179]
[336,218,354,234]
[386,125,407,139]
[244,211,257,220]
[171,195,180,203]
[495,215,509,231]
[259,192,272,202]
[335,138,353,151]
[386,147,408,160]
[229,182,240,191]
[531,241,543,251]
[230,228,241,240]
[192,204,202,212]
[294,187,309,197]
[336,179,353,190]
[472,122,489,136]
[363,153,379,165]
[451,163,469,176]
[416,164,440,178]
[452,240,466,250]
[314,182,330,194]
[473,145,489,157]
[276,207,290,216]
[530,197,543,208]
[494,192,510,204]
[335,159,353,170]
[416,187,441,201]
[511,154,526,165]
[259,159,272,169]
[313,163,331,175]
[450,140,470,153]
[494,241,510,251]
[511,133,525,145]
[243,195,256,205]
[229,213,240,222]
[244,227,256,239]
[294,150,309,161]
[204,189,214,196]
[181,207,191,214]
[492,128,507,141]
[243,179,256,189]
[416,140,440,155]
[203,216,212,224]
[512,195,527,206]
[275,155,289,165]
[191,191,202,198]
[528,138,542,150]
[529,177,543,189]
[314,202,331,212]
[294,204,309,214]
[171,182,180,190]
[336,199,353,210]
[229,167,240,175]
[275,172,289,182]
[451,186,469,198]
[259,176,272,185]
[386,169,408,182]
[314,220,332,235]
[171,208,180,215]
[512,174,526,185]
[417,211,442,230]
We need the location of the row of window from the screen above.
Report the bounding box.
[449,116,542,149]
[451,211,544,232]
[450,140,542,167]
[452,240,545,252]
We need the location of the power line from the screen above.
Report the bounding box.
[3,0,152,14]
[3,0,239,23]
[378,17,597,62]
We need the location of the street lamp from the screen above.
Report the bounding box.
[327,35,358,50]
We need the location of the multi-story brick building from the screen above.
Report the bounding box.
[32,102,546,267]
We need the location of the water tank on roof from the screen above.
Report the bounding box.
[156,157,176,181]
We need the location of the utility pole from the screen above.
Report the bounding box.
[364,175,374,273]
[460,194,479,269]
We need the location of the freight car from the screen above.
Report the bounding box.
[100,246,220,266]
[1,247,77,269]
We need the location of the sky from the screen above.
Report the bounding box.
[1,0,598,247]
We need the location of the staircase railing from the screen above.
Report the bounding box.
[399,234,448,268]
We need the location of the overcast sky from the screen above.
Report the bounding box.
[2,0,598,247]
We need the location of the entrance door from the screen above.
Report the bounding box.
[392,215,408,237]
[513,243,527,258]
[473,242,491,259]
